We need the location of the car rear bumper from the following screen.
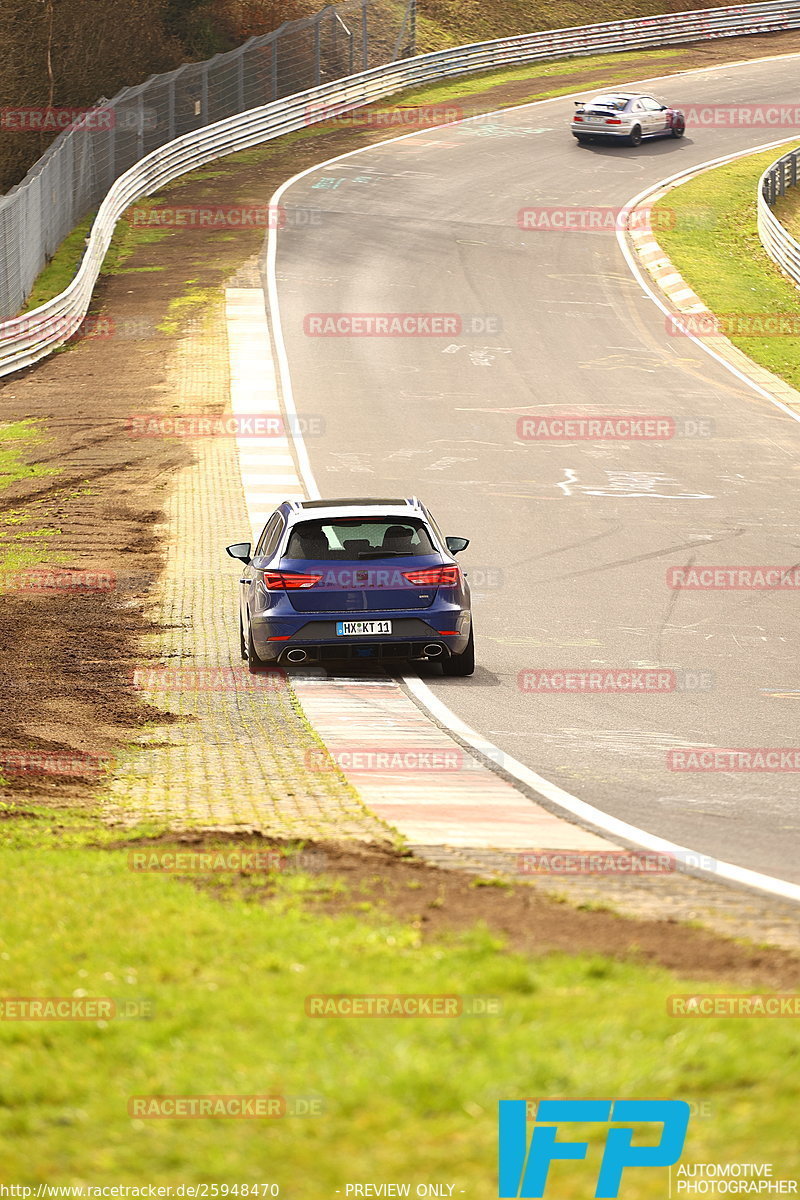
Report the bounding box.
[251,612,471,663]
[571,126,630,139]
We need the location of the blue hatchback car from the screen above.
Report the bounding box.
[226,497,474,675]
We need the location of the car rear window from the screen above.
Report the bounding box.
[586,95,629,111]
[284,518,436,560]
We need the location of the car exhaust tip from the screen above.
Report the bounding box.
[285,648,308,664]
[423,643,443,658]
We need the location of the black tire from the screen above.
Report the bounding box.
[628,124,642,147]
[441,628,475,677]
[246,614,266,674]
[671,117,685,139]
[575,135,588,145]
[239,613,248,660]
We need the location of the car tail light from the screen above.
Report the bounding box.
[605,118,622,125]
[402,566,460,586]
[261,570,322,589]
[573,115,583,122]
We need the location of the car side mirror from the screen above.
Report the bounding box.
[226,542,252,564]
[446,536,469,554]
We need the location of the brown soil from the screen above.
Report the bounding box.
[117,831,800,985]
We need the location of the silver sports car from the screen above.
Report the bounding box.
[571,92,686,146]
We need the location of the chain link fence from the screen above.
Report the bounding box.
[0,0,415,319]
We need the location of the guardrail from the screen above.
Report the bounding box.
[4,0,800,379]
[758,146,800,283]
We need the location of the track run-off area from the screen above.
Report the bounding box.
[259,50,800,895]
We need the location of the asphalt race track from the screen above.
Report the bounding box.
[269,54,800,885]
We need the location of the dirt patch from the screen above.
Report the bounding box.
[2,30,799,808]
[114,832,800,985]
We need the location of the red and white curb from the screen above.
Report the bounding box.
[627,214,707,312]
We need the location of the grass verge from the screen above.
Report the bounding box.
[1,819,799,1186]
[0,420,63,583]
[18,200,174,314]
[652,141,800,389]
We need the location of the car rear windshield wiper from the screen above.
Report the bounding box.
[356,551,404,559]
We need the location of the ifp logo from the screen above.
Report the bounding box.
[498,1099,690,1197]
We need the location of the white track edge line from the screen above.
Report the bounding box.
[263,59,800,905]
[403,675,800,903]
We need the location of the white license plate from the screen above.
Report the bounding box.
[336,620,392,636]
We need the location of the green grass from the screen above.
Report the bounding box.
[157,283,220,334]
[653,142,800,389]
[0,420,55,490]
[0,421,62,585]
[0,828,798,1187]
[19,218,96,313]
[102,201,174,274]
[19,201,174,311]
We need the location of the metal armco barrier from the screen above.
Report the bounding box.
[759,146,800,283]
[4,0,800,378]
